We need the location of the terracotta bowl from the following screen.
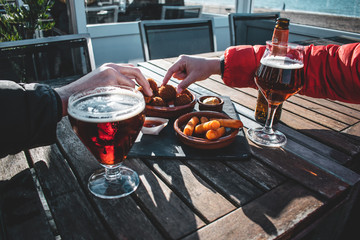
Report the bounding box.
[198,96,224,112]
[174,111,239,150]
[145,91,196,118]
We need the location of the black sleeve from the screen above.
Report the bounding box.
[220,54,225,79]
[0,81,62,157]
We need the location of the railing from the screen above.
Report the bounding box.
[0,34,95,87]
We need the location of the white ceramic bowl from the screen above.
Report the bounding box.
[141,117,169,135]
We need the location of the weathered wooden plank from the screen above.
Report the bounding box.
[275,120,351,165]
[127,158,205,239]
[280,110,360,156]
[293,95,360,121]
[144,158,236,222]
[29,145,112,240]
[286,138,359,185]
[182,181,328,240]
[92,191,165,240]
[333,100,360,111]
[240,115,355,182]
[56,118,164,239]
[0,152,29,181]
[184,159,265,206]
[224,157,286,191]
[342,121,360,139]
[0,153,54,240]
[248,140,350,199]
[283,101,348,131]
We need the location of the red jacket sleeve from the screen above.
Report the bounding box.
[222,43,360,104]
[222,45,265,89]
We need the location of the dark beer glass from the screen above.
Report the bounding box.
[68,85,145,198]
[247,41,304,147]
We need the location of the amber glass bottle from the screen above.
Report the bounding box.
[255,18,290,124]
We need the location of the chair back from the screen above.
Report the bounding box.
[0,34,95,87]
[229,12,280,46]
[139,18,216,61]
[161,5,203,19]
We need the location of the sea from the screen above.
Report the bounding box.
[186,0,360,18]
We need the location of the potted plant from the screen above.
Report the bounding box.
[0,0,55,42]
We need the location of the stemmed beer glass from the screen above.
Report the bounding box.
[247,41,304,147]
[68,85,145,198]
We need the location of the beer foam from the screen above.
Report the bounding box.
[260,56,304,69]
[69,88,145,123]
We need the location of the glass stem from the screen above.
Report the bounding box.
[105,166,121,181]
[263,103,279,134]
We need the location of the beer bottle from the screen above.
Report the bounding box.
[255,18,290,124]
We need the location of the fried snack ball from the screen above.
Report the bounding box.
[147,78,159,95]
[137,86,152,104]
[158,84,177,102]
[174,93,192,106]
[150,96,166,106]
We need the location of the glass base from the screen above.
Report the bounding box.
[88,166,139,199]
[247,127,287,148]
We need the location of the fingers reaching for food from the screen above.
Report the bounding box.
[138,78,193,107]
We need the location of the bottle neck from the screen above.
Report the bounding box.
[271,28,289,56]
[272,28,289,44]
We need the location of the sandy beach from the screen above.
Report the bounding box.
[260,9,360,34]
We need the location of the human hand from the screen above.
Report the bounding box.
[162,55,221,93]
[55,63,153,116]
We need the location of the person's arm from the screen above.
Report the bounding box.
[0,81,61,157]
[222,43,360,103]
[222,45,265,89]
[300,43,360,103]
[0,63,153,157]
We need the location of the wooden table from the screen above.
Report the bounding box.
[1,52,360,240]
